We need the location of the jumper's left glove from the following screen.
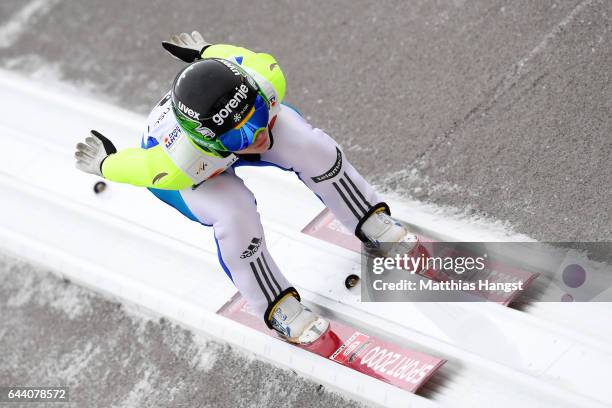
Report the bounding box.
[74,130,117,177]
[162,31,211,62]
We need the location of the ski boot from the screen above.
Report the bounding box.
[268,293,329,345]
[361,208,419,252]
[360,208,438,278]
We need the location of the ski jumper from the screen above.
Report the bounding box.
[100,44,386,320]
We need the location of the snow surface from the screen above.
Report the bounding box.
[0,69,611,407]
[0,0,61,48]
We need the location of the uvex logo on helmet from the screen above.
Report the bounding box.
[212,83,249,126]
[178,101,200,120]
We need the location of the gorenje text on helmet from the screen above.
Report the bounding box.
[212,84,250,126]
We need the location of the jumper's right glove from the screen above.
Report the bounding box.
[162,31,211,62]
[74,130,117,177]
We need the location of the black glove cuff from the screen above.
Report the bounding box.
[161,42,202,63]
[91,130,117,154]
[199,44,212,55]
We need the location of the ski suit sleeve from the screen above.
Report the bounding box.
[101,145,193,190]
[201,44,286,103]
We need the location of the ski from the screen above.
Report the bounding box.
[302,209,539,305]
[218,293,446,393]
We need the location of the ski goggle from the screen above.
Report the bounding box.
[174,92,269,152]
[216,93,270,151]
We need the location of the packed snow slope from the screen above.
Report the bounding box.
[0,253,366,408]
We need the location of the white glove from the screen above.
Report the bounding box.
[162,30,211,62]
[74,130,117,177]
